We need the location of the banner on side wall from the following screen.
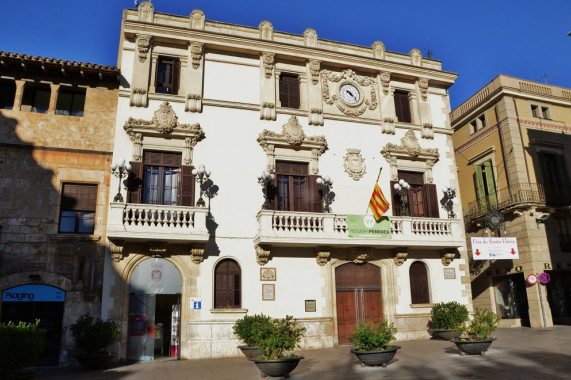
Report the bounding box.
[347,215,391,239]
[471,237,519,260]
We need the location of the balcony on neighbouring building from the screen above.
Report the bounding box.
[254,210,465,249]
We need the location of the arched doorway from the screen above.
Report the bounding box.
[127,258,182,361]
[335,263,382,343]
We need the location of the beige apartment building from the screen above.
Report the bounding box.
[0,52,120,365]
[451,75,571,328]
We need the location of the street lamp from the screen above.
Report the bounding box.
[393,179,410,216]
[111,158,132,203]
[441,185,457,219]
[257,169,275,210]
[192,164,211,207]
[316,175,334,213]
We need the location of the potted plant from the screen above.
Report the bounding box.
[70,313,120,369]
[233,314,271,359]
[451,307,500,356]
[0,319,46,380]
[430,301,469,340]
[251,315,306,378]
[350,319,400,368]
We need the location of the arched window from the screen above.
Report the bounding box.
[214,259,241,308]
[409,261,430,304]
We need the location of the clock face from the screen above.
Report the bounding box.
[339,84,360,105]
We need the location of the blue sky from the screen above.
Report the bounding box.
[1,0,570,109]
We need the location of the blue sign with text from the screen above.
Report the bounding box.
[2,284,65,302]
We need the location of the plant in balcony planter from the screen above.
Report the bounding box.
[430,301,469,340]
[0,319,46,380]
[452,307,500,356]
[350,319,400,368]
[251,315,306,378]
[232,314,272,360]
[70,313,120,369]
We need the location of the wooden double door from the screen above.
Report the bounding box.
[335,263,383,343]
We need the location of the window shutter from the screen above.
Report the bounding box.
[173,59,180,95]
[483,161,497,207]
[410,262,430,304]
[424,183,439,218]
[474,165,487,209]
[127,161,143,203]
[179,165,195,206]
[268,171,277,210]
[279,74,300,109]
[308,175,323,213]
[61,184,97,211]
[390,180,402,216]
[394,91,411,123]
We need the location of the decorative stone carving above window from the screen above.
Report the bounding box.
[417,78,429,101]
[372,41,385,60]
[380,72,390,95]
[257,116,327,173]
[393,247,408,266]
[347,247,374,264]
[441,248,457,266]
[190,42,204,70]
[261,52,275,79]
[123,101,205,163]
[382,117,395,135]
[343,149,366,181]
[136,35,152,63]
[130,88,148,108]
[321,69,378,117]
[421,123,434,139]
[304,28,318,47]
[308,108,323,126]
[315,246,331,266]
[259,20,273,40]
[308,59,320,85]
[409,48,422,66]
[381,130,439,182]
[138,1,154,22]
[190,9,205,30]
[260,102,275,121]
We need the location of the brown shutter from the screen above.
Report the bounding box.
[61,184,97,211]
[308,175,323,213]
[279,74,300,109]
[410,261,430,304]
[390,180,402,216]
[424,183,439,218]
[127,161,143,204]
[269,171,277,210]
[394,90,411,123]
[173,59,180,95]
[179,165,195,206]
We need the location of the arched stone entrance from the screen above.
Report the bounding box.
[127,258,182,360]
[335,263,382,343]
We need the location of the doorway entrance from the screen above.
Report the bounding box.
[127,258,182,361]
[335,263,382,343]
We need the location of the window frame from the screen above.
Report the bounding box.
[272,161,322,213]
[55,87,86,117]
[278,73,300,109]
[21,84,51,114]
[58,183,98,234]
[155,56,180,94]
[409,261,430,304]
[391,171,439,218]
[0,79,16,110]
[394,89,412,124]
[214,259,241,309]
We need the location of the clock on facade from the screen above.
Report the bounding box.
[339,83,360,105]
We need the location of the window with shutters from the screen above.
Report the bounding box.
[21,84,51,114]
[473,161,497,209]
[394,90,412,124]
[391,171,439,218]
[279,73,300,109]
[538,151,570,205]
[127,151,195,206]
[409,261,430,304]
[0,79,16,110]
[155,56,180,94]
[273,161,322,212]
[214,259,241,309]
[59,183,97,234]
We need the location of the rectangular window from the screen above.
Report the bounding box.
[539,152,570,205]
[142,151,182,205]
[279,73,300,109]
[0,80,16,110]
[391,171,439,218]
[531,105,539,117]
[21,85,50,113]
[474,161,497,210]
[59,183,97,234]
[556,218,571,252]
[56,88,85,116]
[541,106,550,119]
[479,114,487,129]
[469,120,478,134]
[394,90,412,123]
[273,161,322,212]
[155,57,179,94]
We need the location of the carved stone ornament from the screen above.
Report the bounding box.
[185,93,202,113]
[109,239,125,262]
[372,41,385,59]
[256,245,271,266]
[282,116,306,145]
[380,72,390,95]
[321,68,378,117]
[261,52,275,79]
[418,78,429,101]
[259,20,273,40]
[309,108,324,126]
[409,48,422,66]
[130,87,148,108]
[422,123,434,139]
[382,117,395,134]
[138,1,154,22]
[304,28,318,47]
[190,42,203,70]
[190,9,205,30]
[260,102,276,121]
[308,59,320,85]
[148,242,168,257]
[191,247,205,264]
[393,247,408,266]
[136,35,152,63]
[343,149,366,181]
[153,102,178,133]
[347,247,374,264]
[315,247,331,266]
[441,248,457,266]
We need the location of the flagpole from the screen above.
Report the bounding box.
[365,167,383,215]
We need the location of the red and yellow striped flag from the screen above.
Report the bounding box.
[369,169,390,221]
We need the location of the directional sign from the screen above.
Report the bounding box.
[471,237,519,260]
[539,272,551,284]
[526,274,538,285]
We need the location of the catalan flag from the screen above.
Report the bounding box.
[369,169,390,221]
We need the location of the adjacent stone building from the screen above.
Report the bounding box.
[451,75,571,328]
[103,2,472,361]
[0,52,119,365]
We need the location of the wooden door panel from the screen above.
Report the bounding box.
[363,290,382,324]
[336,290,356,343]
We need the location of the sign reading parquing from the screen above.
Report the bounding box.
[471,237,519,260]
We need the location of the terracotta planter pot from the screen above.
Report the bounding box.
[75,353,115,370]
[451,339,495,356]
[237,345,264,360]
[351,345,401,367]
[252,355,303,377]
[432,329,461,341]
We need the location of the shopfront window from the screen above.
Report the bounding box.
[493,274,529,322]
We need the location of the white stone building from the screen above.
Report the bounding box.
[103,2,472,360]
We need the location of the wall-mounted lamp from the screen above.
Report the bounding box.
[485,208,507,236]
[441,185,457,219]
[192,164,211,207]
[257,169,275,210]
[316,175,335,213]
[111,158,132,203]
[394,179,410,216]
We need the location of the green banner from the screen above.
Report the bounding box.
[347,215,392,239]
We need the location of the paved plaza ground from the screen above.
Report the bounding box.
[36,325,571,379]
